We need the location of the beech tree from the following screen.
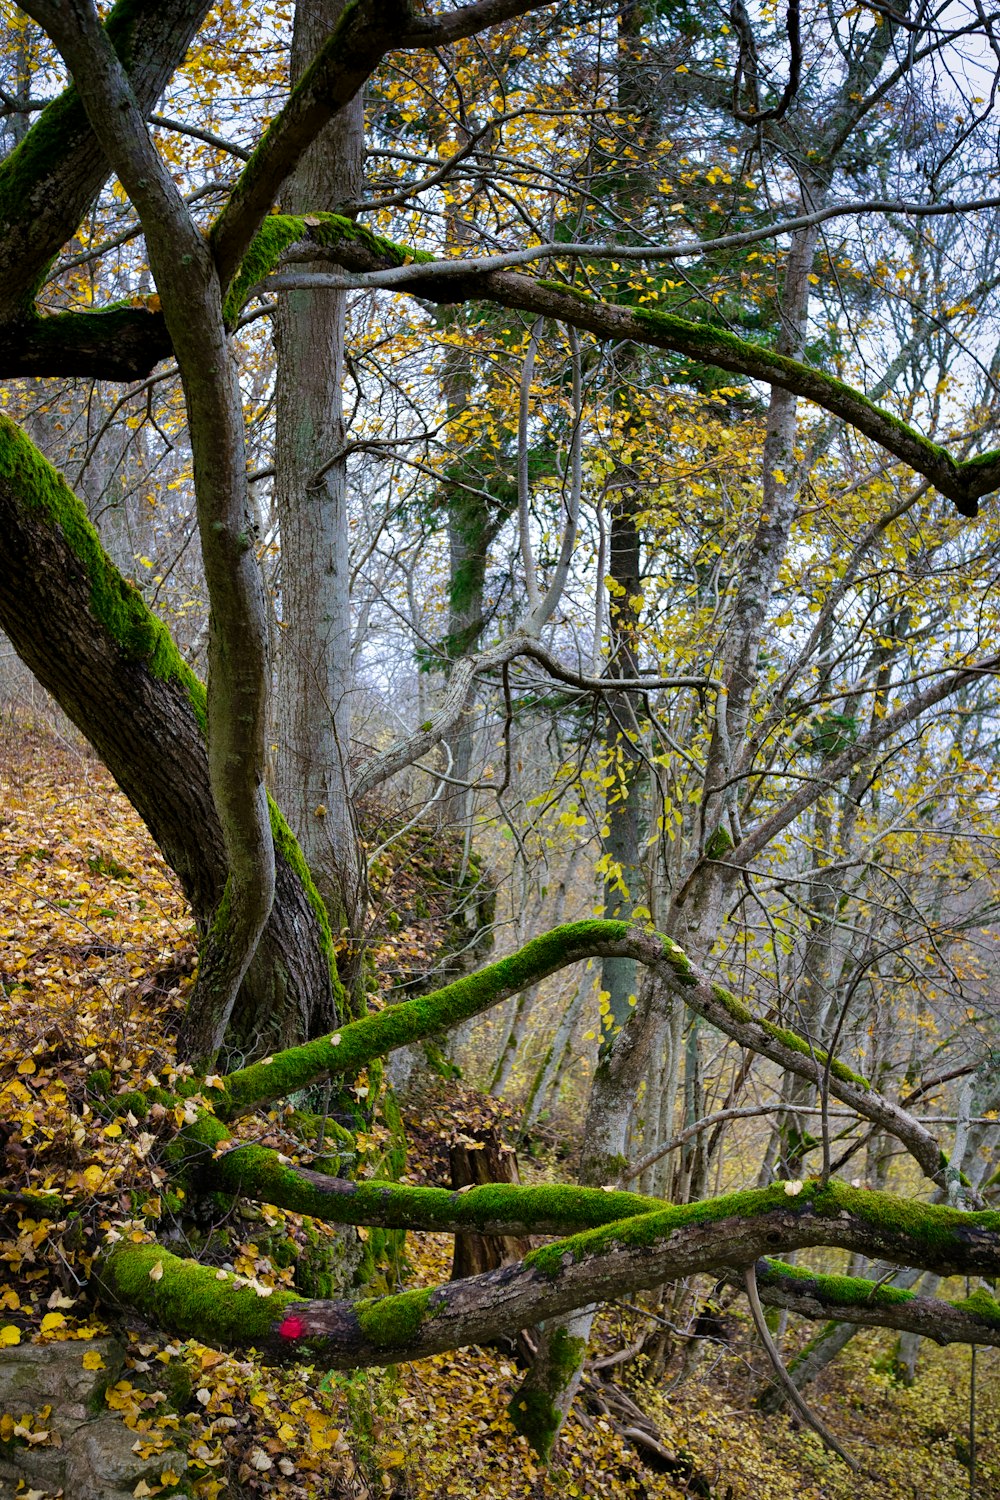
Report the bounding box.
[1,0,999,1468]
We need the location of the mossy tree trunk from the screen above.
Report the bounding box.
[0,415,341,1056]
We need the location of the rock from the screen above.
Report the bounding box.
[0,1337,123,1422]
[63,1417,188,1499]
[0,1338,187,1499]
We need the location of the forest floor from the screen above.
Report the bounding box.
[0,719,997,1500]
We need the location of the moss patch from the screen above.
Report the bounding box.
[268,799,343,1000]
[354,1287,434,1350]
[97,1242,304,1348]
[509,1326,587,1460]
[222,211,435,324]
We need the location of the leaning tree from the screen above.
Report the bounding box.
[1,0,999,1463]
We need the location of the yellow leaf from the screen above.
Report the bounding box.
[82,1350,106,1371]
[0,1325,21,1346]
[40,1312,66,1333]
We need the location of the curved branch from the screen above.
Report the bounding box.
[215,918,961,1197]
[752,1258,1000,1346]
[280,219,1000,516]
[744,1262,857,1470]
[352,629,715,799]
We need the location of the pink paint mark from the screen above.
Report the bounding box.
[279,1315,307,1341]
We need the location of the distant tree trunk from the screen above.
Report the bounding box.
[271,0,367,1004]
[0,418,340,1055]
[600,488,644,1030]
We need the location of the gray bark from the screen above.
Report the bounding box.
[272,0,367,1001]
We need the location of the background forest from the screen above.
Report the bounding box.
[1,0,1000,1495]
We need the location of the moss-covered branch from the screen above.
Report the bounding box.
[751,1258,1000,1346]
[95,1181,1000,1371]
[202,1148,665,1232]
[219,920,642,1113]
[217,920,958,1197]
[291,223,1000,517]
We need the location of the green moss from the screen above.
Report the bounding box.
[508,1326,586,1460]
[87,1068,113,1098]
[0,414,207,729]
[216,917,873,1117]
[711,982,751,1024]
[955,1287,1000,1323]
[222,211,436,324]
[354,1287,434,1350]
[548,1327,587,1382]
[202,1147,666,1239]
[97,1242,304,1347]
[759,1258,916,1309]
[537,278,595,304]
[510,1387,562,1458]
[758,1018,869,1087]
[267,799,344,1001]
[763,1259,1000,1330]
[704,824,734,860]
[103,1090,151,1119]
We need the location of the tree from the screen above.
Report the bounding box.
[1,0,999,1470]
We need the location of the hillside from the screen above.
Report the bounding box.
[0,724,996,1499]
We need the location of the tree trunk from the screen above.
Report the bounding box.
[0,414,341,1055]
[272,0,367,1001]
[449,1124,533,1280]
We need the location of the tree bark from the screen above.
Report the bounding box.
[0,413,340,1055]
[272,0,367,996]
